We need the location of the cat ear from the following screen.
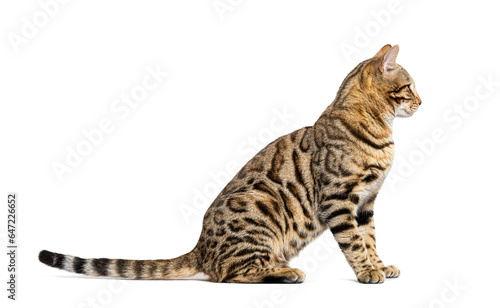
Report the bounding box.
[374,44,392,58]
[380,45,399,76]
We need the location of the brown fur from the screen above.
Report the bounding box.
[39,44,421,284]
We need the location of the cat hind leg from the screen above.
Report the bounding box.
[223,267,306,283]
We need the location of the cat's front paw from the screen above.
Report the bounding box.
[381,265,400,278]
[357,268,385,284]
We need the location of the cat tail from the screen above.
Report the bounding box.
[38,249,201,280]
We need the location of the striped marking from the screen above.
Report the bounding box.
[299,128,311,152]
[266,141,285,184]
[337,118,394,150]
[286,182,312,220]
[227,198,248,213]
[334,60,370,104]
[134,261,143,279]
[253,181,278,199]
[243,217,279,238]
[255,201,284,236]
[73,256,86,274]
[330,223,355,235]
[356,210,374,226]
[53,253,65,269]
[92,258,111,276]
[324,208,351,223]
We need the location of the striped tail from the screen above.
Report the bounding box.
[38,249,200,279]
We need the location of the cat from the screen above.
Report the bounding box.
[39,44,421,284]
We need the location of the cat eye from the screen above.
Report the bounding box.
[392,84,411,93]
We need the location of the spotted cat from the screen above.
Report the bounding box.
[39,44,421,283]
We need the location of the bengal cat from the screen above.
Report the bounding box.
[39,44,421,284]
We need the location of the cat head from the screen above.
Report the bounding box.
[368,44,422,118]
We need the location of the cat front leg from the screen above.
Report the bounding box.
[324,203,385,283]
[356,199,400,278]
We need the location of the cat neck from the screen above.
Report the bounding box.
[321,88,396,139]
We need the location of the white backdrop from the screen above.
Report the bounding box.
[1,0,499,307]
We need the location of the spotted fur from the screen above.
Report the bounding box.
[39,44,421,284]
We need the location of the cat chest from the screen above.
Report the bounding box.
[355,155,394,205]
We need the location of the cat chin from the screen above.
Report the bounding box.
[395,109,415,118]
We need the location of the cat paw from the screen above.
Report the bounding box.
[357,268,385,284]
[381,265,400,278]
[290,268,306,283]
